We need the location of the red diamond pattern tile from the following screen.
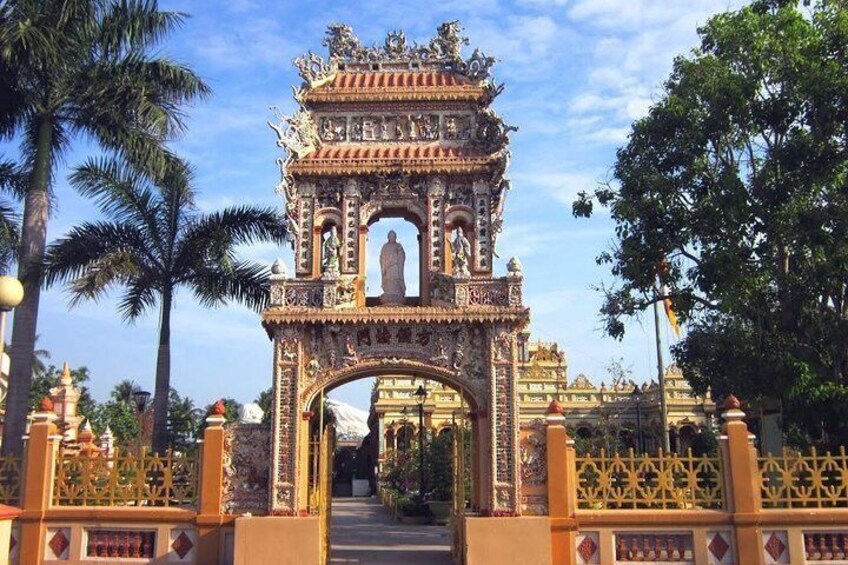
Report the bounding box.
[577,535,598,563]
[765,532,786,561]
[48,529,69,558]
[708,533,730,562]
[172,531,194,559]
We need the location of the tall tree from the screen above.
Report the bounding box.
[43,157,286,453]
[573,0,848,448]
[0,0,209,454]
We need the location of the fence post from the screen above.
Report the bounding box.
[19,399,59,565]
[196,401,227,564]
[719,395,764,565]
[546,399,577,565]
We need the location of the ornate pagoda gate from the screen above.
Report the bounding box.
[255,21,530,561]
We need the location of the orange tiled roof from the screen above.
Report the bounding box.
[304,71,486,103]
[288,144,495,176]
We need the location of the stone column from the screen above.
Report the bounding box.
[720,395,765,565]
[472,181,492,274]
[19,399,59,565]
[546,400,578,565]
[197,402,227,564]
[270,333,302,515]
[341,179,360,275]
[490,328,519,515]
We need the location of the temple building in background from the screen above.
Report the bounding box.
[370,340,717,465]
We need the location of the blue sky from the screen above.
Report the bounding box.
[4,0,744,411]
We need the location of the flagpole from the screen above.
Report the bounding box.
[653,299,671,453]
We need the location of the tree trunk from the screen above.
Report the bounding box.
[1,117,53,456]
[151,289,172,454]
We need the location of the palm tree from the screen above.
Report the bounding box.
[44,157,287,453]
[0,0,209,454]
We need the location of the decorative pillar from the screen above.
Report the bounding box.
[197,401,227,564]
[49,362,81,442]
[427,178,446,274]
[472,180,492,274]
[490,328,519,515]
[295,191,315,277]
[19,398,59,565]
[720,395,764,565]
[546,399,578,565]
[311,225,323,279]
[341,179,360,275]
[270,333,301,515]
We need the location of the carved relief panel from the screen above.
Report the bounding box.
[473,181,492,272]
[270,330,302,514]
[315,112,475,143]
[296,195,314,275]
[342,179,360,274]
[427,179,446,272]
[490,327,520,515]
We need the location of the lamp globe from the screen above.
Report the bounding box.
[0,276,23,312]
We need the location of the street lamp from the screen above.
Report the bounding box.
[631,385,644,454]
[400,406,409,451]
[0,275,24,372]
[133,389,151,414]
[415,384,428,502]
[132,388,151,452]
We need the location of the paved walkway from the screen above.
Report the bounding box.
[329,497,452,564]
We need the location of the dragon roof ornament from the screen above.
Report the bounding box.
[294,21,496,88]
[267,106,320,160]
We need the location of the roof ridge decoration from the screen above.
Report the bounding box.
[294,21,496,88]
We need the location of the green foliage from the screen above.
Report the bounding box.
[88,398,139,447]
[255,388,272,424]
[168,389,200,453]
[690,428,719,457]
[573,0,848,449]
[426,432,454,502]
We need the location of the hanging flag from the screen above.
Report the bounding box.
[658,260,682,338]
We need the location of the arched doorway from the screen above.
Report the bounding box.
[303,371,475,564]
[264,315,525,520]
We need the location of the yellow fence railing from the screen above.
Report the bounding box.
[0,455,22,506]
[576,449,724,510]
[52,448,198,507]
[759,447,848,508]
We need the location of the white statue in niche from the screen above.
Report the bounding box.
[322,226,341,280]
[451,227,472,279]
[379,230,406,304]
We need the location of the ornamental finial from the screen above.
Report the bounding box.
[39,396,54,412]
[211,399,226,417]
[724,394,741,411]
[546,398,564,416]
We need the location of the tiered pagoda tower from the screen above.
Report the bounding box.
[262,22,529,516]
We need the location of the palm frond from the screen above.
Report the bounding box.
[189,260,271,312]
[176,206,287,268]
[97,1,188,57]
[70,53,210,150]
[117,271,159,322]
[42,221,153,288]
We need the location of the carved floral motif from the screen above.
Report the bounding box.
[223,423,271,515]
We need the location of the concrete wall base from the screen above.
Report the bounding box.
[234,516,320,565]
[464,516,552,565]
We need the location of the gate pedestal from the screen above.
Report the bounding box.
[234,516,320,565]
[463,516,552,565]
